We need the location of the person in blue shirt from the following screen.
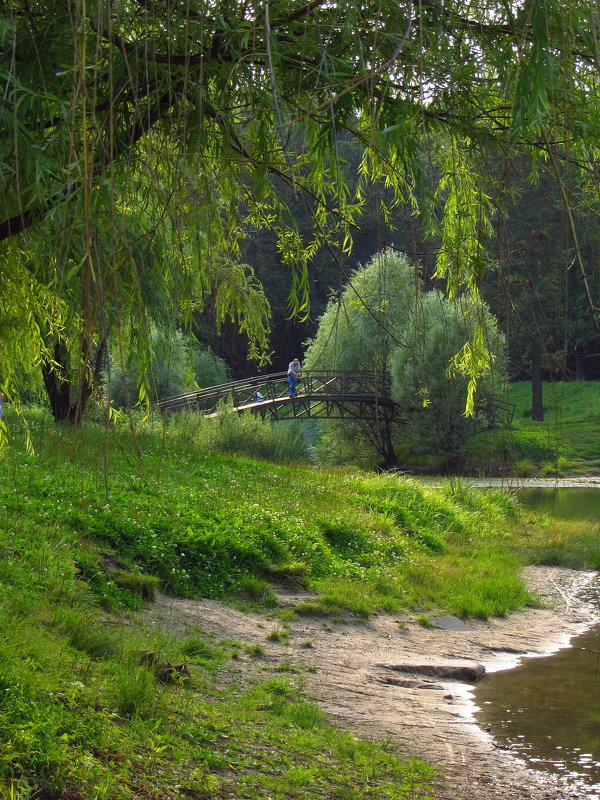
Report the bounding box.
[0,392,4,418]
[287,359,301,397]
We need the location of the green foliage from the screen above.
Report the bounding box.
[391,291,506,460]
[465,380,600,475]
[267,629,290,643]
[167,409,309,464]
[1,0,599,426]
[304,250,418,374]
[55,607,121,659]
[112,570,161,601]
[514,516,600,571]
[5,407,600,796]
[108,327,230,408]
[305,251,506,467]
[426,549,531,619]
[0,474,440,799]
[509,381,600,467]
[304,250,418,464]
[115,665,161,718]
[235,576,279,608]
[2,408,532,621]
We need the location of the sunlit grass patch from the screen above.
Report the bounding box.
[416,548,532,619]
[515,516,600,570]
[0,410,540,620]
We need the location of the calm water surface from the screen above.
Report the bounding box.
[518,487,600,521]
[474,486,600,794]
[474,607,600,794]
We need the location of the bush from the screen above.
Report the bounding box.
[108,325,230,408]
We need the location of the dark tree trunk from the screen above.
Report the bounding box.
[574,348,585,381]
[377,417,398,469]
[42,335,107,425]
[531,335,544,422]
[42,342,73,422]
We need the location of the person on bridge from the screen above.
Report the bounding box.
[287,358,301,398]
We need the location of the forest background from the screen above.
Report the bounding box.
[1,0,599,460]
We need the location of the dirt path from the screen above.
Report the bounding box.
[145,567,598,800]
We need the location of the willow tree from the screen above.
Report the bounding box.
[1,0,599,419]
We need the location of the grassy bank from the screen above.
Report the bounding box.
[466,380,600,476]
[1,407,598,798]
[3,408,532,617]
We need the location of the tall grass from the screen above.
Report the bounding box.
[165,408,309,463]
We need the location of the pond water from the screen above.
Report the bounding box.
[474,486,600,795]
[518,486,600,522]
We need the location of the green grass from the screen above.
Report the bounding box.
[0,490,436,799]
[465,380,600,475]
[512,514,600,571]
[1,405,598,797]
[0,407,533,617]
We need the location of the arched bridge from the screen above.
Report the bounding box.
[158,370,401,423]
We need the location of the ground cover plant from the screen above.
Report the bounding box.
[2,407,535,617]
[0,510,437,799]
[1,406,598,797]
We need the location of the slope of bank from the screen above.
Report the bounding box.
[145,565,597,800]
[465,380,600,477]
[1,408,599,798]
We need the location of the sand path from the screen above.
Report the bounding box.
[145,566,598,800]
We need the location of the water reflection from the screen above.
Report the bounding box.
[473,485,600,793]
[475,610,600,790]
[518,487,600,521]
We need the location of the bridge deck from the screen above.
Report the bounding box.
[159,370,401,422]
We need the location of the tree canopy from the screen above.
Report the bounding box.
[1,0,599,415]
[304,250,505,467]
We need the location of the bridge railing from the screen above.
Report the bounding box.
[158,370,392,415]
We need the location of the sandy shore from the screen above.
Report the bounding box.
[147,566,599,800]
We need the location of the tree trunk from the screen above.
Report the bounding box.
[574,348,585,381]
[378,418,398,469]
[42,335,107,425]
[42,342,73,422]
[531,335,544,422]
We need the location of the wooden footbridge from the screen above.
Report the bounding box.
[158,370,401,423]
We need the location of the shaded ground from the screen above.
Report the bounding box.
[145,567,598,800]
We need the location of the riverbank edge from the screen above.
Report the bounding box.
[146,565,599,800]
[421,476,600,489]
